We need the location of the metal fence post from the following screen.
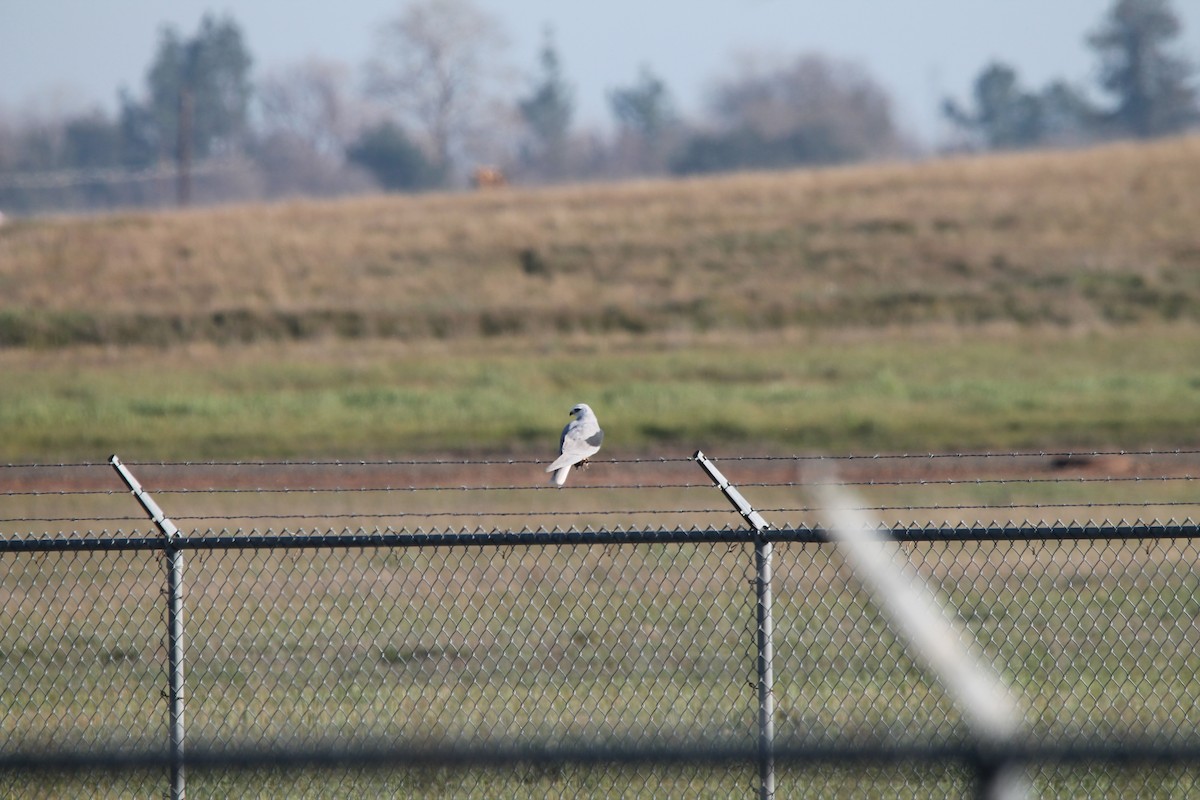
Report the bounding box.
[111,455,186,800]
[693,451,776,800]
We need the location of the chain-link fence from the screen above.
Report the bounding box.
[2,451,1200,798]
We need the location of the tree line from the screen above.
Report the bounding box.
[0,0,1195,215]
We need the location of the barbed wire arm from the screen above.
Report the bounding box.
[110,455,180,539]
[693,450,772,533]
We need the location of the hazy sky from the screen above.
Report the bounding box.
[3,1,1199,146]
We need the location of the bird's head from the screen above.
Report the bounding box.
[569,403,593,419]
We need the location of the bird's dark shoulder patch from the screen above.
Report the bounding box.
[587,429,604,447]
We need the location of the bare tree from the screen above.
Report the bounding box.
[674,51,902,174]
[365,0,511,178]
[257,57,363,158]
[711,52,898,154]
[252,58,377,198]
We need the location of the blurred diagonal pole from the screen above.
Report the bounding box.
[694,450,776,800]
[815,483,1029,800]
[111,455,186,800]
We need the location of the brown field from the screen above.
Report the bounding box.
[2,136,1199,346]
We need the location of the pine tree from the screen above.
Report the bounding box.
[1089,0,1198,137]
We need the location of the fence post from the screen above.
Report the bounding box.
[110,455,186,800]
[693,451,776,800]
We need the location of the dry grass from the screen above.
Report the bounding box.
[2,137,1199,460]
[2,136,1199,345]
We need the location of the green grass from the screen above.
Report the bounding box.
[0,325,1197,462]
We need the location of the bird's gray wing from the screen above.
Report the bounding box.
[546,420,601,472]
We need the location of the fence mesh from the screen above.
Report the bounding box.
[2,451,1199,798]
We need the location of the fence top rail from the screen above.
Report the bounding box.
[2,521,1199,553]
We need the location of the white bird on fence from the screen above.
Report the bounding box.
[546,403,604,487]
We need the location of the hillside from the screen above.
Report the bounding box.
[1,138,1199,461]
[2,136,1199,347]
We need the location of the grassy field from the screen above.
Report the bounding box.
[3,139,1200,796]
[0,324,1197,462]
[2,136,1200,460]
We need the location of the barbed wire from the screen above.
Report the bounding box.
[4,447,1200,470]
[3,473,1197,498]
[5,499,1200,526]
[4,452,1197,533]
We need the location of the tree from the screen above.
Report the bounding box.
[1037,80,1098,145]
[610,65,677,139]
[257,58,361,159]
[673,53,899,175]
[62,113,124,206]
[145,13,253,159]
[253,58,373,198]
[517,28,574,180]
[365,0,509,176]
[63,113,121,169]
[943,62,1045,149]
[1088,0,1197,138]
[117,88,160,169]
[608,65,680,175]
[346,121,443,192]
[943,62,1096,150]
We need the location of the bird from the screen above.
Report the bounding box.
[545,403,604,487]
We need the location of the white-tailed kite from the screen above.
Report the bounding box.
[546,403,603,487]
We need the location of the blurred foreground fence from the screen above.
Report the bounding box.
[2,450,1200,798]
